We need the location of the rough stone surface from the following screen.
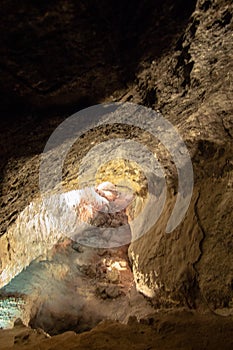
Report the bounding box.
[1,311,233,350]
[127,0,233,310]
[0,241,156,334]
[0,0,232,346]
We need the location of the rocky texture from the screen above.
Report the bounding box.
[0,0,233,344]
[0,0,196,116]
[0,182,134,288]
[0,240,157,334]
[0,298,26,330]
[127,0,233,310]
[1,310,233,350]
[0,319,50,349]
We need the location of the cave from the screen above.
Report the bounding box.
[0,0,233,349]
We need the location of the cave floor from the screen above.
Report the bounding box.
[0,309,233,350]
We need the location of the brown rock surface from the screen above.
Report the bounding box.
[1,311,233,350]
[128,0,233,310]
[0,0,233,348]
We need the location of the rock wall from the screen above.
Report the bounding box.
[0,0,232,314]
[128,0,233,310]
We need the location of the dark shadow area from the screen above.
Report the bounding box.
[0,0,197,237]
[0,0,197,228]
[0,0,197,121]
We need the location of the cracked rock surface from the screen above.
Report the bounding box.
[0,0,233,340]
[127,0,233,310]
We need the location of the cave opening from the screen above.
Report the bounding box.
[0,173,151,335]
[1,0,233,347]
